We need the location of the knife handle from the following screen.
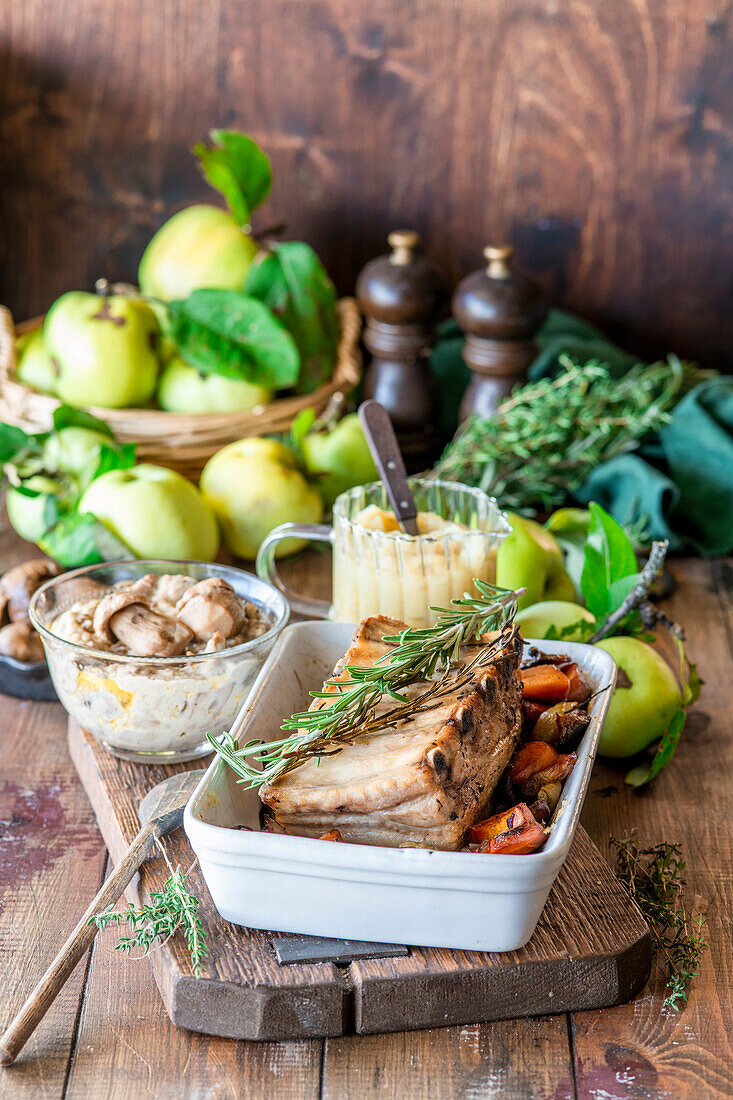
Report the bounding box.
[358,401,419,534]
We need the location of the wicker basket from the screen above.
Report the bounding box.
[0,298,362,481]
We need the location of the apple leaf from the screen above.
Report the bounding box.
[625,708,687,788]
[167,289,300,389]
[544,618,596,642]
[79,441,137,494]
[245,242,339,394]
[39,512,132,568]
[193,130,272,229]
[0,422,34,464]
[580,502,639,619]
[289,408,316,451]
[52,405,115,439]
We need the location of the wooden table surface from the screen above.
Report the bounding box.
[0,524,731,1100]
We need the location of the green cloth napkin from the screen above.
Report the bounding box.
[429,312,733,556]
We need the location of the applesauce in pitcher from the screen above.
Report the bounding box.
[330,481,510,628]
[256,479,512,628]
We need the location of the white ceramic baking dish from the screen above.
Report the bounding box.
[185,623,616,952]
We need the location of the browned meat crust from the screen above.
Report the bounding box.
[259,616,523,850]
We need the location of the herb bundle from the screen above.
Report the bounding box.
[91,840,208,978]
[208,579,520,789]
[435,356,705,513]
[611,832,706,1009]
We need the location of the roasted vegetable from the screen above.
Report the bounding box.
[467,802,534,845]
[529,778,564,825]
[319,829,344,842]
[520,664,570,702]
[532,701,590,749]
[509,741,558,784]
[476,804,547,855]
[559,661,590,703]
[511,747,577,800]
[522,699,547,731]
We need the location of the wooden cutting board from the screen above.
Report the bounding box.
[68,719,651,1041]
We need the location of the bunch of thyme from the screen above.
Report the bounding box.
[436,356,705,513]
[611,832,706,1009]
[208,579,520,789]
[91,839,208,978]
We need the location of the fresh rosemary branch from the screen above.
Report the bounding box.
[91,839,208,978]
[207,579,521,789]
[611,832,706,1010]
[436,356,706,513]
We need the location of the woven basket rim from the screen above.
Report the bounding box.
[2,297,361,429]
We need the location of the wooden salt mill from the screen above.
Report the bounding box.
[453,245,547,421]
[356,230,448,471]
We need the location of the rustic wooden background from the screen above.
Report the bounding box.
[1,0,731,368]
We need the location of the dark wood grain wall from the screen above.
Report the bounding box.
[1,0,731,367]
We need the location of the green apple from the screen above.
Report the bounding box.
[43,427,112,476]
[157,355,272,413]
[300,413,378,508]
[44,292,160,409]
[496,513,577,610]
[138,205,259,301]
[515,600,596,642]
[596,636,682,758]
[79,464,219,561]
[200,437,323,559]
[6,476,62,543]
[16,329,58,395]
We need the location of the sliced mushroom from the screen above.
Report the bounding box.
[0,620,45,662]
[175,578,246,642]
[1,559,61,621]
[93,591,193,657]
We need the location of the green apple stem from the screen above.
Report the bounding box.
[94,278,143,300]
[589,540,669,643]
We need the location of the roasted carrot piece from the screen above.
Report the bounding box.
[467,802,533,844]
[319,829,344,842]
[478,819,547,855]
[508,741,558,784]
[520,664,570,702]
[559,661,591,703]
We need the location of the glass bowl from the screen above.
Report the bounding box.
[29,560,289,764]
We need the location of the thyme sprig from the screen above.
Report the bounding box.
[207,579,521,789]
[436,356,707,513]
[611,832,706,1010]
[91,838,208,978]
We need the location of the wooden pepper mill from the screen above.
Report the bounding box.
[356,230,448,471]
[453,245,547,422]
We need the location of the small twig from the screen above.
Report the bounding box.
[590,540,669,642]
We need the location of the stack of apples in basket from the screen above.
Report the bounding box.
[3,130,377,569]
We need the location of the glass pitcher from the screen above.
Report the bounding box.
[256,478,511,628]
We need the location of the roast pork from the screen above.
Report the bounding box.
[259,615,523,849]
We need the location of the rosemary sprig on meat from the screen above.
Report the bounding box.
[435,356,707,513]
[207,579,521,789]
[611,832,706,1009]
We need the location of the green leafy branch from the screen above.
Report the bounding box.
[611,832,707,1010]
[436,356,708,513]
[547,502,700,787]
[0,406,136,567]
[91,839,208,978]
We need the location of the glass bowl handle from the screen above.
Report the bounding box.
[255,523,333,618]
